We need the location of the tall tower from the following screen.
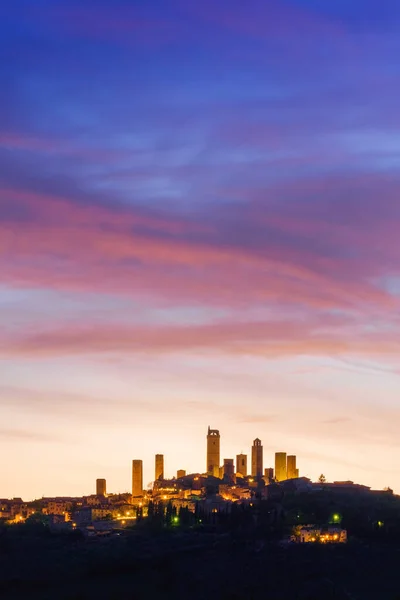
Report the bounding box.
[223,459,235,483]
[264,468,274,484]
[132,460,143,496]
[287,455,297,479]
[155,454,164,480]
[236,454,247,477]
[206,426,220,477]
[275,452,287,482]
[251,438,263,477]
[96,478,106,497]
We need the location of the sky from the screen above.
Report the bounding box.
[1,0,400,500]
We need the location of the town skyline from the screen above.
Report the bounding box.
[2,423,395,501]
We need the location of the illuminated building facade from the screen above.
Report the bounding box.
[155,454,164,480]
[275,452,287,482]
[177,469,186,478]
[251,438,263,477]
[132,460,143,497]
[207,426,220,477]
[236,454,247,477]
[287,455,297,479]
[294,526,347,544]
[96,478,106,496]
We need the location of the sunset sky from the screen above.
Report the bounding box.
[1,0,400,500]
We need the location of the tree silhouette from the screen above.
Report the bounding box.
[165,501,173,526]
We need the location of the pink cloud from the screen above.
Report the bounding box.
[2,315,400,360]
[1,181,398,318]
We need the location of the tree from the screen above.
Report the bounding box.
[23,513,50,536]
[318,474,326,484]
[178,506,192,527]
[165,501,173,526]
[147,501,154,521]
[135,505,143,522]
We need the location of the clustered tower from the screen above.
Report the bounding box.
[223,458,235,482]
[132,460,143,496]
[251,438,263,478]
[206,429,298,485]
[96,478,106,497]
[207,426,220,478]
[111,427,299,499]
[275,452,287,482]
[155,454,164,480]
[287,455,297,479]
[236,454,247,477]
[264,468,274,484]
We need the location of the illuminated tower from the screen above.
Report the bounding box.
[207,426,220,477]
[275,452,287,482]
[132,460,143,496]
[251,438,263,478]
[96,478,106,497]
[264,468,274,484]
[155,454,164,480]
[287,455,297,479]
[236,454,247,477]
[177,469,186,479]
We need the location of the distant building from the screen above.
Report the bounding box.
[219,484,251,501]
[293,526,347,544]
[96,479,107,497]
[91,507,112,521]
[236,454,247,477]
[312,481,371,495]
[85,495,105,506]
[264,467,274,484]
[207,426,220,478]
[44,500,73,517]
[177,469,186,479]
[279,477,312,493]
[201,495,232,516]
[132,460,143,497]
[155,454,164,480]
[251,438,263,478]
[170,498,196,513]
[275,452,287,482]
[223,459,235,483]
[0,503,12,520]
[287,455,297,479]
[0,500,35,522]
